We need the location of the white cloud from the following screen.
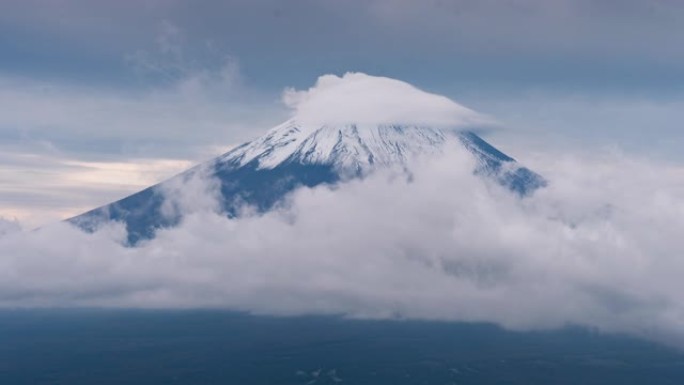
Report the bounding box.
[283,72,490,128]
[1,145,683,346]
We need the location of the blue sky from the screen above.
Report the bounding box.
[2,0,684,226]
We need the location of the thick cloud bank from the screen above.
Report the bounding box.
[283,72,488,128]
[1,144,684,345]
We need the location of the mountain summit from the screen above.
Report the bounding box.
[69,73,545,244]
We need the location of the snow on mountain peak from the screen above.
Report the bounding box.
[220,120,451,171]
[218,73,496,172]
[282,72,489,129]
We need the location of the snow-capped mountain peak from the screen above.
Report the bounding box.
[219,119,451,172]
[218,73,497,173]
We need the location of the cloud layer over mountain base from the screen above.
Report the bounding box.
[1,145,683,346]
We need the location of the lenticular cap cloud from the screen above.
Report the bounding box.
[283,72,490,128]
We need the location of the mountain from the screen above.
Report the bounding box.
[68,119,546,245]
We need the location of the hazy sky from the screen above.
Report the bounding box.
[1,0,684,226]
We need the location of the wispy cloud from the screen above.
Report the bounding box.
[0,21,284,226]
[0,153,194,228]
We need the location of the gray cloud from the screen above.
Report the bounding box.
[1,146,683,346]
[366,0,683,56]
[465,92,684,163]
[0,219,20,238]
[2,0,684,91]
[0,20,278,158]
